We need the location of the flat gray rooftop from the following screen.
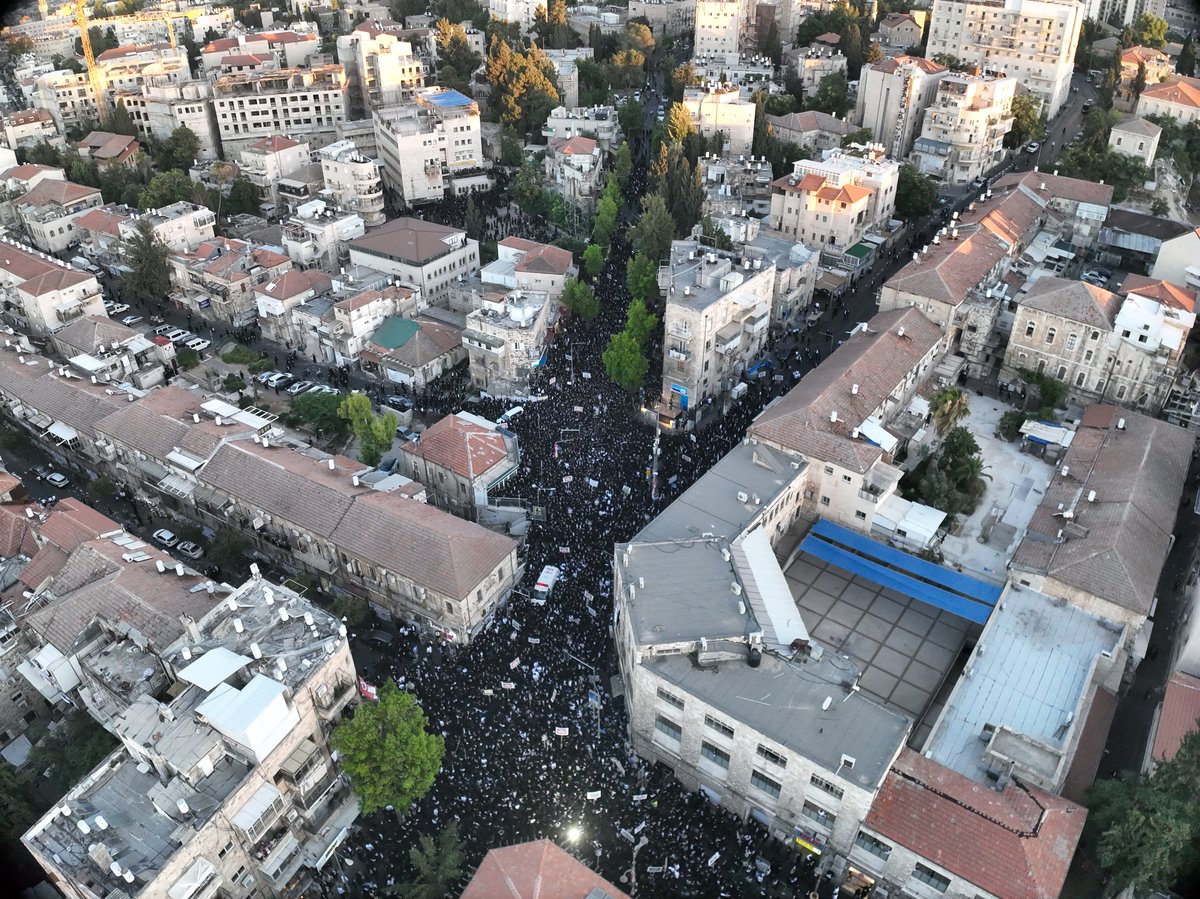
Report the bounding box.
[633,440,807,543]
[784,551,972,723]
[922,587,1121,784]
[645,648,910,791]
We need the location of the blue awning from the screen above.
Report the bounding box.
[747,359,774,374]
[800,519,1000,625]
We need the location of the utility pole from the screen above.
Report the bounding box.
[649,428,661,501]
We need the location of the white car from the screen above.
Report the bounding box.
[152,528,178,548]
[163,328,189,343]
[256,370,281,385]
[185,337,211,352]
[176,541,204,559]
[170,331,195,346]
[1025,141,1041,153]
[286,379,314,395]
[306,384,339,395]
[109,303,129,315]
[121,314,143,325]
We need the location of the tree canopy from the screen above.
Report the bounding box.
[561,277,600,320]
[393,820,467,898]
[156,125,200,171]
[339,393,397,468]
[486,37,560,138]
[120,219,171,306]
[895,164,938,220]
[331,680,445,819]
[602,329,649,394]
[1005,93,1045,149]
[629,194,675,262]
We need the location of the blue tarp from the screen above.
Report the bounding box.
[801,520,1000,625]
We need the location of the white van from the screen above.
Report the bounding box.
[531,565,562,603]
[499,405,524,425]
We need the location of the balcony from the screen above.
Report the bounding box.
[668,346,691,362]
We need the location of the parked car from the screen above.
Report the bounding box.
[152,528,178,548]
[45,472,69,488]
[153,325,175,337]
[286,379,314,395]
[120,314,143,326]
[306,384,339,395]
[170,331,195,346]
[1025,141,1041,153]
[362,629,394,649]
[31,464,51,481]
[109,303,129,316]
[395,425,419,442]
[265,372,294,389]
[176,541,204,559]
[185,337,210,352]
[255,370,281,385]
[383,395,414,411]
[163,328,188,343]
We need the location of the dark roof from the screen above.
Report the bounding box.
[1103,207,1191,241]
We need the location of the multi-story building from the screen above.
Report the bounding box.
[1152,226,1200,291]
[256,268,335,343]
[119,79,222,162]
[1108,117,1162,166]
[318,139,385,228]
[483,237,576,298]
[281,201,365,273]
[0,236,106,335]
[855,56,949,160]
[75,131,140,169]
[75,202,216,257]
[51,313,176,387]
[374,88,483,207]
[32,69,96,135]
[239,135,313,218]
[359,312,467,389]
[544,136,604,205]
[0,108,63,153]
[796,43,849,94]
[169,237,293,325]
[21,575,362,899]
[1137,75,1200,125]
[212,65,349,155]
[1117,44,1174,110]
[657,237,775,417]
[348,217,480,302]
[463,287,557,397]
[925,0,1085,119]
[93,42,190,102]
[768,109,857,153]
[15,178,104,254]
[201,31,321,73]
[990,169,1114,251]
[698,154,775,228]
[336,24,427,118]
[1001,276,1195,411]
[543,49,595,110]
[694,0,750,56]
[629,0,696,38]
[877,10,926,48]
[542,105,623,153]
[769,147,901,271]
[693,52,775,87]
[292,282,422,366]
[489,0,541,30]
[399,411,520,519]
[911,71,1016,186]
[683,84,756,156]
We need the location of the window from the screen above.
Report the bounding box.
[855,510,867,520]
[750,769,782,799]
[756,745,786,768]
[1075,372,1085,386]
[1121,330,1131,338]
[820,496,830,506]
[701,741,731,770]
[810,774,845,799]
[823,465,834,475]
[1045,327,1056,344]
[855,831,892,860]
[801,800,835,827]
[705,715,734,739]
[1025,320,1035,337]
[1084,349,1094,362]
[657,687,684,709]
[218,841,234,859]
[1117,385,1127,399]
[912,863,951,893]
[1090,330,1100,340]
[842,474,852,483]
[1066,334,1077,350]
[1056,365,1067,379]
[655,714,682,743]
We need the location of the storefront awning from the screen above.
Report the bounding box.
[47,421,78,444]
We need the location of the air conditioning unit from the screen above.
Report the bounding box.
[285,808,299,823]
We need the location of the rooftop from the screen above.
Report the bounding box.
[1110,117,1163,137]
[1140,75,1200,109]
[1017,276,1122,328]
[350,216,468,265]
[992,170,1116,209]
[1151,671,1200,763]
[866,749,1086,899]
[883,226,1011,307]
[400,412,511,480]
[462,839,628,899]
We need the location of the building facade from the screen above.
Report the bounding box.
[348,217,480,301]
[373,88,483,207]
[683,85,756,156]
[855,56,949,160]
[318,139,386,228]
[911,72,1016,186]
[212,65,349,155]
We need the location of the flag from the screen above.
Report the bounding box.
[357,676,378,701]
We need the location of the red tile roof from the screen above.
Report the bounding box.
[1121,45,1170,66]
[402,415,509,480]
[869,54,948,76]
[74,205,132,237]
[15,178,101,209]
[257,268,331,301]
[1152,671,1200,763]
[866,750,1086,899]
[247,135,304,153]
[1141,75,1200,109]
[1122,275,1197,312]
[885,226,1011,306]
[462,839,629,899]
[498,237,575,276]
[554,136,598,156]
[1,163,62,183]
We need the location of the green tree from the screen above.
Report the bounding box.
[157,125,200,171]
[629,194,675,262]
[393,820,467,899]
[592,194,619,245]
[511,159,550,216]
[701,215,734,251]
[626,253,659,303]
[561,277,600,320]
[625,298,659,349]
[842,23,865,78]
[1005,92,1046,149]
[499,127,524,167]
[1132,61,1147,98]
[895,164,938,220]
[1178,34,1196,77]
[762,21,783,66]
[657,143,704,237]
[841,127,874,147]
[668,61,697,101]
[434,18,483,94]
[930,387,970,436]
[806,72,852,117]
[208,528,251,570]
[175,347,200,370]
[617,21,655,56]
[26,711,118,797]
[86,475,117,500]
[223,373,247,393]
[24,141,63,167]
[1152,197,1170,216]
[289,391,350,438]
[610,49,646,88]
[618,97,645,137]
[110,100,137,137]
[339,393,397,468]
[602,329,649,393]
[120,219,171,305]
[138,170,195,209]
[662,101,694,145]
[613,142,633,191]
[1124,12,1168,49]
[582,243,605,278]
[331,680,445,821]
[931,53,965,71]
[464,195,483,239]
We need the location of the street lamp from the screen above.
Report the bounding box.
[567,825,582,843]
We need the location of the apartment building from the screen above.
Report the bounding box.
[768,110,857,154]
[1108,117,1162,166]
[490,0,541,29]
[239,135,313,218]
[1137,75,1200,125]
[256,268,334,344]
[22,575,361,899]
[657,238,775,418]
[281,201,366,273]
[399,412,520,519]
[212,65,349,155]
[463,287,557,397]
[693,52,775,87]
[542,49,596,110]
[0,108,63,153]
[629,0,696,38]
[0,238,106,336]
[93,42,190,101]
[482,237,576,298]
[1001,276,1195,411]
[544,136,604,205]
[336,25,427,118]
[877,11,926,48]
[318,140,385,228]
[374,88,483,207]
[169,237,293,326]
[75,202,216,257]
[542,105,623,153]
[292,283,422,366]
[201,31,321,73]
[855,56,949,160]
[796,44,848,94]
[769,147,901,268]
[51,314,176,387]
[348,217,479,301]
[694,0,751,56]
[990,169,1114,251]
[1152,226,1200,291]
[925,0,1085,119]
[911,72,1016,186]
[32,69,96,135]
[15,178,104,254]
[360,313,467,389]
[1117,45,1174,110]
[120,79,222,162]
[683,84,756,156]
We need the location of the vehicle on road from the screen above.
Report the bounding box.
[286,379,314,395]
[363,630,394,649]
[170,331,195,346]
[176,541,204,559]
[1025,141,1041,153]
[45,472,69,488]
[532,565,562,603]
[109,303,129,316]
[265,372,294,389]
[306,383,339,395]
[185,337,211,352]
[384,395,413,411]
[120,314,143,326]
[256,370,281,384]
[395,425,419,442]
[153,325,175,337]
[152,528,178,548]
